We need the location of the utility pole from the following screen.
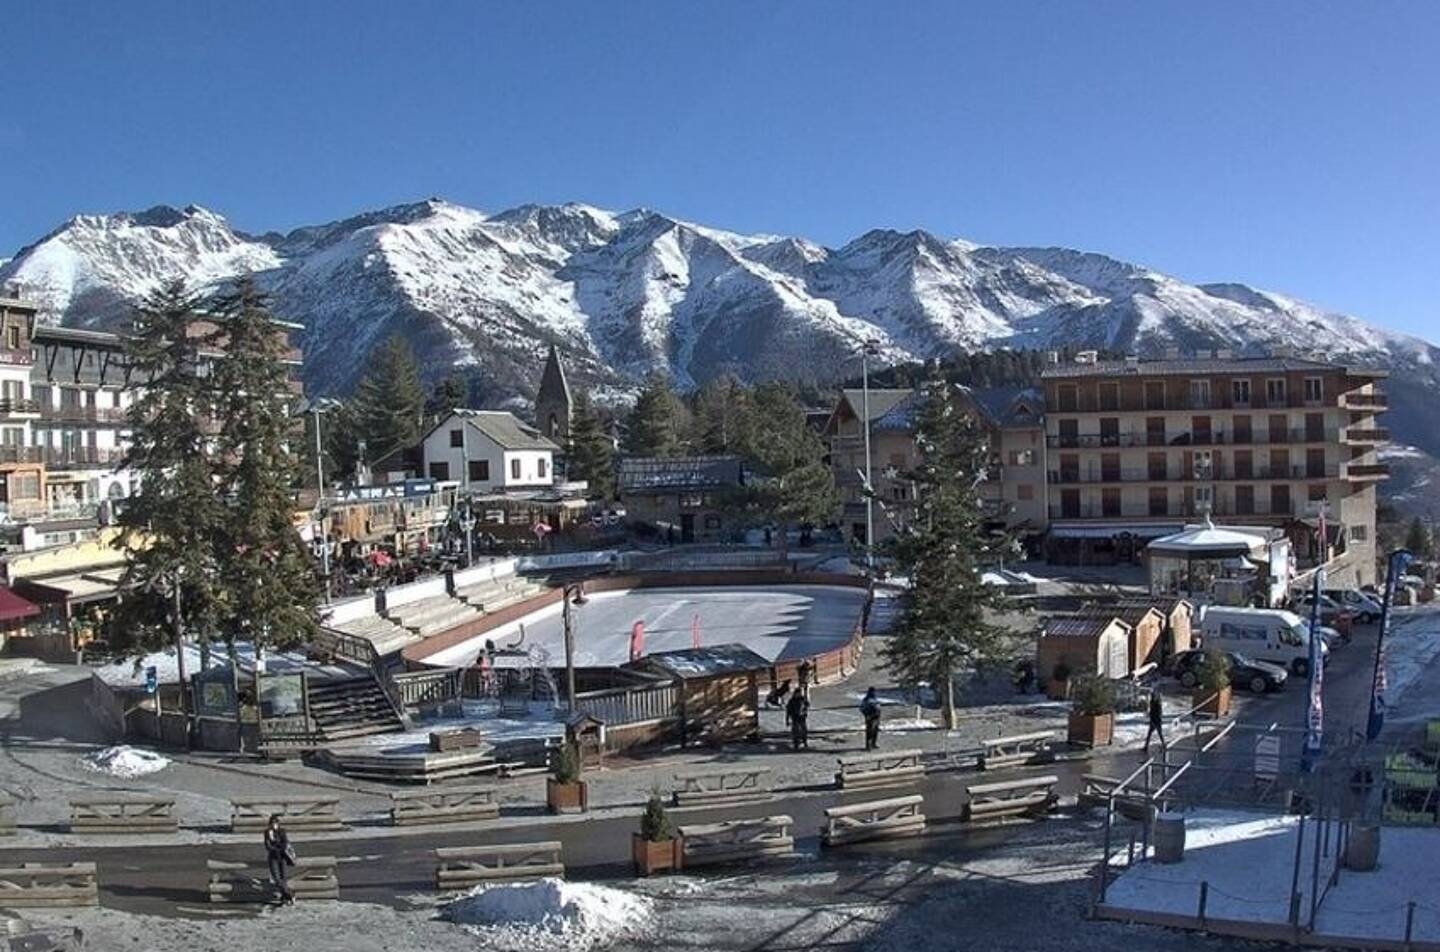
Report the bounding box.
[561,582,584,710]
[312,406,331,603]
[170,571,191,751]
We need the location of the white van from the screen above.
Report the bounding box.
[1198,606,1329,676]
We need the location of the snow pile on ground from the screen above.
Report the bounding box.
[882,717,939,732]
[442,878,651,950]
[1385,609,1440,708]
[79,745,171,779]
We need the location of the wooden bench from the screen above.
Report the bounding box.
[1078,774,1154,822]
[69,794,178,834]
[230,796,345,834]
[672,768,773,807]
[0,863,99,907]
[678,815,795,867]
[207,856,339,903]
[822,795,926,847]
[835,748,925,790]
[0,793,15,836]
[391,786,500,826]
[431,728,485,752]
[977,731,1057,770]
[963,775,1059,823]
[435,842,564,891]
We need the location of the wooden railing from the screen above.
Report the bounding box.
[574,681,681,726]
[393,667,463,708]
[311,626,409,727]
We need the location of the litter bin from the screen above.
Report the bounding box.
[1345,823,1380,872]
[1153,811,1186,864]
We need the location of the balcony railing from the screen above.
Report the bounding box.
[1049,502,1299,520]
[1048,427,1338,449]
[38,405,130,425]
[1341,462,1390,481]
[1339,392,1388,410]
[0,445,128,467]
[1341,428,1390,445]
[1048,464,1338,484]
[1051,389,1379,414]
[0,398,40,417]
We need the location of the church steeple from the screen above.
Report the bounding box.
[535,342,573,445]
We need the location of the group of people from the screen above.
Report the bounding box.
[765,658,885,754]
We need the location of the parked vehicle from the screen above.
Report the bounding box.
[1293,592,1351,626]
[1198,606,1328,676]
[1171,649,1288,693]
[1325,588,1384,623]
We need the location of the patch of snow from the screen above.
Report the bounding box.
[79,745,171,779]
[442,878,651,951]
[881,717,938,732]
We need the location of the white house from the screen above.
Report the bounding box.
[420,410,560,492]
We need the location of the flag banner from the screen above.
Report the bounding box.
[1367,550,1415,741]
[1301,566,1325,771]
[629,621,645,662]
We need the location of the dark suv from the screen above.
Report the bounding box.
[1171,649,1288,693]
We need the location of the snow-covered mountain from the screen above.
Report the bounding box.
[3,199,1437,458]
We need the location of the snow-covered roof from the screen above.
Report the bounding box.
[637,643,771,679]
[1147,522,1267,557]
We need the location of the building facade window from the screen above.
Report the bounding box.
[537,458,547,479]
[1231,379,1251,407]
[510,458,521,480]
[1016,483,1034,501]
[468,460,489,482]
[1266,378,1287,406]
[449,429,463,448]
[429,462,450,480]
[1189,379,1211,409]
[1303,377,1323,403]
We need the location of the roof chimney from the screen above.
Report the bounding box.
[1075,350,1098,365]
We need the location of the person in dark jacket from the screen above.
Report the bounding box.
[859,687,882,751]
[786,689,810,750]
[1144,690,1166,754]
[264,814,294,904]
[797,659,813,691]
[766,679,793,709]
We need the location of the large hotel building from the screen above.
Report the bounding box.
[1039,352,1388,586]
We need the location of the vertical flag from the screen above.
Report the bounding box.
[1301,508,1326,772]
[1367,550,1415,740]
[691,613,701,651]
[629,621,645,663]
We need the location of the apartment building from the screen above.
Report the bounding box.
[1040,353,1387,586]
[821,386,1047,545]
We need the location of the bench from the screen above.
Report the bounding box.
[206,856,339,903]
[677,815,795,867]
[1077,774,1154,821]
[391,786,500,826]
[230,796,345,834]
[69,794,178,834]
[977,731,1057,770]
[672,768,773,807]
[0,793,15,835]
[835,748,925,790]
[822,795,926,847]
[431,728,485,752]
[963,775,1059,823]
[435,842,564,891]
[0,863,99,907]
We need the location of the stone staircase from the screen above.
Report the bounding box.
[386,595,482,639]
[307,675,406,741]
[454,577,544,613]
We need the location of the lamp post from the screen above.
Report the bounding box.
[457,502,477,568]
[311,404,333,603]
[859,337,880,571]
[561,582,587,710]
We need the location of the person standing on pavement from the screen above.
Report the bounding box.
[860,687,882,751]
[797,659,813,692]
[786,688,810,750]
[264,814,295,904]
[1144,690,1166,754]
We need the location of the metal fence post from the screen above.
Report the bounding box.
[1405,901,1416,952]
[1198,880,1209,928]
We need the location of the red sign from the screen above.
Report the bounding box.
[629,621,645,662]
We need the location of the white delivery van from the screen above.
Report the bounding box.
[1198,606,1329,676]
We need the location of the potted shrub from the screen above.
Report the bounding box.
[1067,674,1116,747]
[546,740,588,814]
[632,791,683,876]
[1046,661,1072,700]
[1193,649,1232,717]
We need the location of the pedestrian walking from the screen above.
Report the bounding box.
[786,689,810,751]
[263,814,295,905]
[1144,690,1166,754]
[859,687,882,751]
[797,659,813,691]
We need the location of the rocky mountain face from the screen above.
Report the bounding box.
[3,199,1437,467]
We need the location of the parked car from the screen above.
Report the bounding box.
[1171,649,1289,693]
[1293,592,1350,626]
[1325,589,1384,623]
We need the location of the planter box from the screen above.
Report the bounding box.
[430,728,484,752]
[632,833,683,876]
[547,779,588,815]
[1067,710,1115,747]
[1194,685,1232,718]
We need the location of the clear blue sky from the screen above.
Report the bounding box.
[3,1,1436,339]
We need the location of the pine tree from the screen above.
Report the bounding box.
[352,336,426,462]
[209,276,320,652]
[882,362,1015,729]
[691,374,753,454]
[426,372,468,424]
[567,391,615,499]
[1406,517,1434,559]
[624,370,681,457]
[111,280,227,659]
[735,383,836,544]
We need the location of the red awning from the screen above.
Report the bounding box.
[0,587,40,623]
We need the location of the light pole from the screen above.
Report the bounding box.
[311,404,333,603]
[457,502,477,568]
[860,337,880,571]
[561,582,587,710]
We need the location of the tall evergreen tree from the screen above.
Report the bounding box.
[112,280,226,658]
[624,370,682,457]
[209,277,320,652]
[691,374,753,454]
[882,362,1015,729]
[733,383,836,543]
[426,372,468,424]
[567,391,615,499]
[352,336,426,462]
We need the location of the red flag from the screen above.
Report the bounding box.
[629,621,645,662]
[691,613,701,650]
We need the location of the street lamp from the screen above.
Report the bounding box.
[307,399,341,604]
[561,581,587,710]
[457,502,477,568]
[859,337,880,571]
